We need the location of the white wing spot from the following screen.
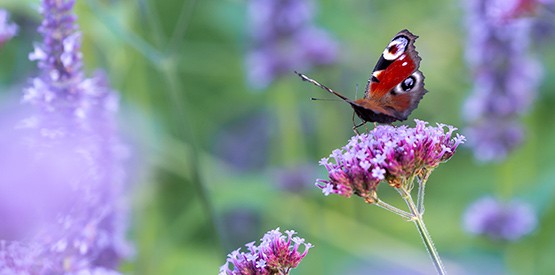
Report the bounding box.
[402,62,408,66]
[382,37,409,61]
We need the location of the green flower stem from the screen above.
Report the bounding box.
[417,178,426,214]
[412,213,446,275]
[398,187,446,275]
[374,198,412,220]
[416,169,432,214]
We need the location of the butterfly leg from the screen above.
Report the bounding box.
[351,111,356,131]
[352,121,366,135]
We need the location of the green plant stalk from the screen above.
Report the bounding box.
[374,198,412,220]
[411,210,446,275]
[398,187,446,275]
[417,178,426,214]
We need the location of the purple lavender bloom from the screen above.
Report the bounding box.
[219,228,313,275]
[246,0,338,89]
[0,9,18,46]
[463,0,547,162]
[463,196,537,241]
[0,0,130,273]
[316,120,465,202]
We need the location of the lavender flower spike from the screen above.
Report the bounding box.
[317,120,465,202]
[0,0,130,273]
[219,228,313,275]
[462,0,545,162]
[0,9,18,46]
[24,0,85,111]
[463,196,537,241]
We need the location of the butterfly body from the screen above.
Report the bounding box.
[349,99,399,124]
[296,29,427,133]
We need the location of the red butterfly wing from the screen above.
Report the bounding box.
[366,29,420,98]
[353,29,426,121]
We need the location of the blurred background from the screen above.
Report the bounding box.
[1,0,555,274]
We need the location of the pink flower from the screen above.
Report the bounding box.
[219,228,312,275]
[316,120,464,202]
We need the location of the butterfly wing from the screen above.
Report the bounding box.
[369,70,427,120]
[352,29,427,122]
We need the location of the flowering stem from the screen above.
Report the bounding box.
[398,188,446,275]
[374,198,412,220]
[412,211,446,275]
[417,178,426,214]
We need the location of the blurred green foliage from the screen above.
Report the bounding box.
[2,0,555,274]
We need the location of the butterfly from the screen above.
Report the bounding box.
[296,29,427,134]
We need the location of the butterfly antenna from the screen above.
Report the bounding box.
[355,83,359,98]
[294,71,350,102]
[310,97,342,101]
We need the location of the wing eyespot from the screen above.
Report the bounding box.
[393,71,422,94]
[400,76,415,91]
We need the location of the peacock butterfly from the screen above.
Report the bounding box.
[296,29,427,134]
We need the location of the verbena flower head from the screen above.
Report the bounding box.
[463,196,537,241]
[246,0,338,89]
[316,120,465,202]
[219,228,313,275]
[0,9,18,46]
[0,0,130,273]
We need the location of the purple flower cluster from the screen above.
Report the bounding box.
[246,0,338,89]
[462,0,548,162]
[0,9,17,46]
[219,228,313,275]
[0,0,130,273]
[463,196,537,241]
[316,120,465,202]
